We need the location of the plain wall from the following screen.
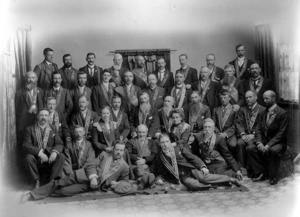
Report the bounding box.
[9,0,298,72]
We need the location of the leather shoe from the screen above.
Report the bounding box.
[270,177,279,185]
[252,173,266,182]
[34,180,40,190]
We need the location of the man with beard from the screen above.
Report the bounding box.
[23,109,65,189]
[158,96,175,135]
[107,53,129,86]
[153,58,174,95]
[186,91,211,133]
[206,54,225,82]
[144,74,166,109]
[192,66,222,113]
[126,125,158,189]
[243,62,274,107]
[247,91,288,185]
[132,55,151,89]
[191,119,243,179]
[21,141,132,201]
[115,71,141,113]
[44,71,73,120]
[70,71,93,113]
[235,90,266,169]
[79,52,103,88]
[15,71,45,152]
[228,44,255,80]
[130,92,161,139]
[70,95,100,140]
[151,134,240,191]
[170,71,192,110]
[59,54,79,90]
[91,70,115,115]
[110,96,130,141]
[34,48,59,90]
[175,54,198,85]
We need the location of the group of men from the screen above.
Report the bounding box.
[17,44,288,202]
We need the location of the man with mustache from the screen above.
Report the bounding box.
[144,73,166,109]
[23,109,65,190]
[107,53,129,86]
[79,52,103,88]
[158,96,175,134]
[206,54,225,82]
[153,58,174,95]
[151,134,240,191]
[58,54,79,90]
[132,55,151,89]
[175,54,198,85]
[34,48,59,90]
[44,71,73,120]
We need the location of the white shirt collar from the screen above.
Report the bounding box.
[176,83,184,88]
[268,104,277,112]
[88,64,95,69]
[126,83,132,89]
[238,56,245,61]
[78,85,85,90]
[81,108,88,116]
[46,60,52,65]
[250,102,258,110]
[181,65,188,70]
[159,69,165,73]
[53,86,60,91]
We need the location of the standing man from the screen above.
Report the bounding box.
[79,52,103,88]
[206,54,225,82]
[107,53,129,86]
[228,44,255,80]
[132,55,150,89]
[247,91,288,185]
[176,54,198,85]
[34,48,59,90]
[144,74,166,109]
[59,54,79,90]
[153,58,174,95]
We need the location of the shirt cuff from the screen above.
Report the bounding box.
[38,149,44,157]
[89,174,98,181]
[224,133,228,138]
[240,132,246,136]
[52,150,59,154]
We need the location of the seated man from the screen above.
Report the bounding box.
[144,73,166,109]
[21,141,132,201]
[247,91,288,185]
[158,96,175,134]
[235,90,266,168]
[69,95,100,140]
[130,92,160,139]
[191,118,243,179]
[186,91,211,133]
[110,95,130,141]
[151,134,240,191]
[206,53,225,82]
[23,109,65,189]
[126,125,158,189]
[212,90,237,150]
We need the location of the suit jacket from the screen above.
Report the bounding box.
[192,132,240,172]
[111,109,130,139]
[169,122,191,148]
[158,108,172,134]
[192,80,222,113]
[176,66,198,85]
[91,83,115,115]
[69,86,93,113]
[235,104,266,136]
[229,57,255,80]
[15,87,44,132]
[221,78,245,106]
[153,70,174,95]
[34,60,59,90]
[115,84,142,113]
[144,86,166,109]
[107,66,129,86]
[151,146,206,184]
[49,111,71,142]
[23,124,64,156]
[170,85,192,109]
[126,138,159,165]
[186,103,211,132]
[79,65,103,88]
[212,104,237,138]
[210,66,225,82]
[44,87,73,118]
[58,67,79,90]
[243,77,275,107]
[132,68,151,89]
[255,105,288,148]
[129,107,161,138]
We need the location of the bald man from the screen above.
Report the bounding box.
[153,58,174,94]
[107,53,129,86]
[144,74,166,109]
[132,55,151,89]
[206,54,225,82]
[247,91,288,185]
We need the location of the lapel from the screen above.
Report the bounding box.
[217,107,223,131]
[158,70,170,87]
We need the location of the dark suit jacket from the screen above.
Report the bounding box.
[69,86,93,113]
[235,104,266,136]
[111,109,130,139]
[132,68,151,89]
[222,78,245,106]
[91,83,115,115]
[144,86,166,109]
[115,84,142,113]
[158,108,172,134]
[23,124,64,156]
[129,107,161,138]
[15,87,44,132]
[34,60,59,90]
[186,103,211,132]
[243,77,275,107]
[192,80,222,113]
[192,132,240,172]
[229,57,255,80]
[79,65,103,88]
[210,66,225,82]
[107,66,129,86]
[212,105,237,138]
[255,105,288,148]
[49,111,71,142]
[153,70,174,95]
[58,67,79,90]
[176,66,198,85]
[170,86,192,109]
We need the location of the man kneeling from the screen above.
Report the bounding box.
[151,134,240,191]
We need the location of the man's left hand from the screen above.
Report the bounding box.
[186,84,191,89]
[136,157,146,165]
[236,170,243,180]
[219,133,227,139]
[48,152,57,163]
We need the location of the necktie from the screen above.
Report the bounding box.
[222,107,227,117]
[159,72,163,81]
[89,67,94,77]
